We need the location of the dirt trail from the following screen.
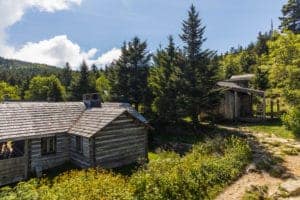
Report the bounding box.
[215,125,300,200]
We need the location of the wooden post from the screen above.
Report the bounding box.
[277,99,280,114]
[24,139,29,179]
[263,94,266,120]
[234,91,239,119]
[271,99,274,119]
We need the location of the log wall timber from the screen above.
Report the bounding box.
[0,156,26,186]
[30,133,69,172]
[93,114,148,168]
[69,135,91,168]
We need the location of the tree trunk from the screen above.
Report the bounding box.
[191,112,200,131]
[134,102,139,112]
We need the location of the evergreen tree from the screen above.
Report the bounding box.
[149,36,184,124]
[70,60,91,100]
[253,67,269,90]
[61,62,72,87]
[180,5,220,127]
[254,32,272,56]
[110,37,151,110]
[279,0,300,33]
[91,64,99,78]
[239,51,257,73]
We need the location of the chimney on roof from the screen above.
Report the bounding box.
[83,93,102,109]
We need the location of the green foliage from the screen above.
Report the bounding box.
[149,36,184,124]
[70,61,94,100]
[130,136,251,200]
[108,37,151,109]
[220,53,242,79]
[179,5,220,126]
[60,62,72,88]
[279,0,300,33]
[252,66,269,90]
[95,74,111,101]
[282,106,300,134]
[242,185,271,200]
[25,75,66,101]
[241,120,296,139]
[0,81,20,101]
[0,137,251,200]
[0,170,133,200]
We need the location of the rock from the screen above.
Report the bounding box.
[280,179,300,196]
[246,163,260,173]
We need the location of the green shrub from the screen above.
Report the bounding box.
[130,136,251,200]
[0,170,133,200]
[282,106,300,134]
[242,185,271,200]
[0,137,251,200]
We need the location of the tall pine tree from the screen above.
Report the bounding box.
[180,5,220,128]
[149,36,184,124]
[61,62,72,88]
[110,37,151,110]
[70,60,91,100]
[279,0,300,33]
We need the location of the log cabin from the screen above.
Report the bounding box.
[0,94,150,186]
[217,74,266,121]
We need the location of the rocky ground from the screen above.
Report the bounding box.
[216,125,300,200]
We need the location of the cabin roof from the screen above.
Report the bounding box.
[229,74,255,82]
[0,102,148,142]
[217,81,265,95]
[68,102,149,137]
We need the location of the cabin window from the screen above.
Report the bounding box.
[0,140,25,160]
[75,136,83,154]
[41,137,56,155]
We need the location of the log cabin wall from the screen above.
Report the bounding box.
[0,156,27,186]
[69,135,91,168]
[93,114,148,168]
[30,133,69,172]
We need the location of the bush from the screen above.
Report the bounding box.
[0,137,251,200]
[242,185,271,200]
[130,136,251,200]
[0,170,133,200]
[282,106,300,134]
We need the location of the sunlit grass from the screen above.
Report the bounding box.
[241,120,296,140]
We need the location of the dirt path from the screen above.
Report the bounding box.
[215,125,300,200]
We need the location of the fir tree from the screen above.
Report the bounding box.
[149,36,184,124]
[70,60,91,100]
[279,0,300,33]
[180,5,220,128]
[61,62,72,87]
[110,37,151,110]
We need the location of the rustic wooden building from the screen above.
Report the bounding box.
[217,74,266,121]
[0,99,149,186]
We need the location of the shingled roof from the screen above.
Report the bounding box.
[217,81,265,95]
[0,102,148,142]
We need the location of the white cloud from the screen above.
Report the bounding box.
[94,48,122,67]
[0,0,121,69]
[8,35,120,69]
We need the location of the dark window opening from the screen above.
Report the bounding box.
[41,137,56,155]
[75,136,83,154]
[0,140,25,160]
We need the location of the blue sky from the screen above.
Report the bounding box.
[0,0,285,68]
